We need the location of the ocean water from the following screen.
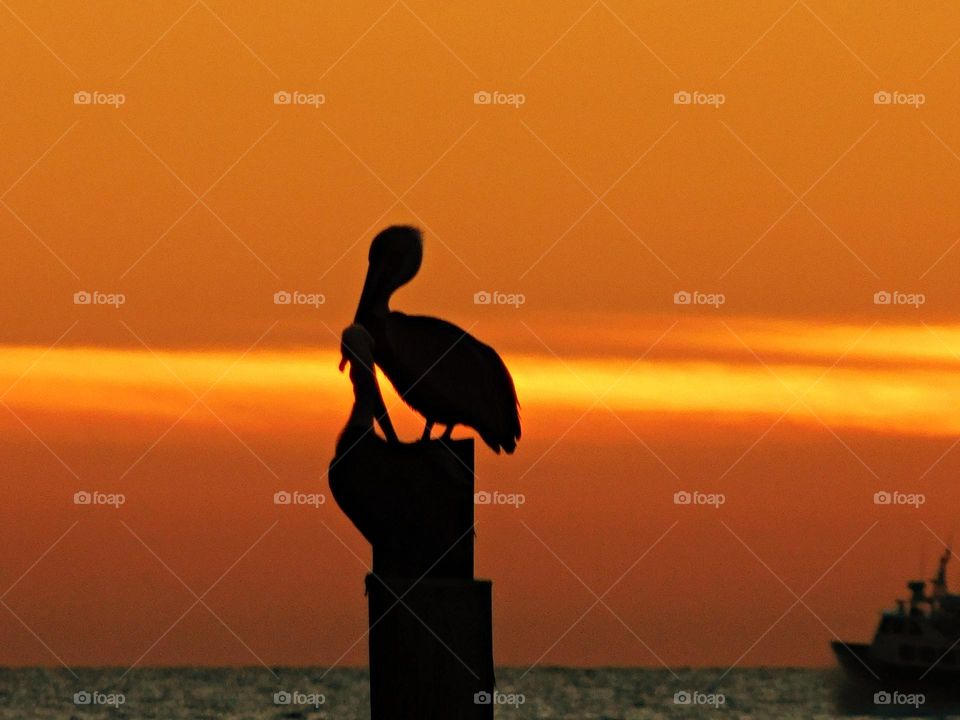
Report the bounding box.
[0,667,950,719]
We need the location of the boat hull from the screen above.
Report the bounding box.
[832,641,960,685]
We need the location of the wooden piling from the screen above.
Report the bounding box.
[330,437,494,718]
[367,575,494,718]
[366,438,493,719]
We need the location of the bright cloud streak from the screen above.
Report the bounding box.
[3,318,960,439]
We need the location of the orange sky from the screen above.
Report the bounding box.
[3,0,960,672]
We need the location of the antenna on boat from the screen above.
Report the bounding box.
[919,534,927,578]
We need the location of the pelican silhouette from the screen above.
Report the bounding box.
[330,324,470,568]
[354,225,521,453]
[335,324,394,452]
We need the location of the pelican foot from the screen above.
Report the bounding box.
[420,421,434,442]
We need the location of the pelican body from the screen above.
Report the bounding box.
[354,226,521,453]
[330,324,473,576]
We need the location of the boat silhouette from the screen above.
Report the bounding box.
[833,546,960,684]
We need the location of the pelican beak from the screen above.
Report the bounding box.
[338,355,348,372]
[354,263,384,321]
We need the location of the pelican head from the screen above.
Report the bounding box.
[355,225,423,320]
[339,323,376,373]
[338,323,395,442]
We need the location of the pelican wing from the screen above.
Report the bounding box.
[381,312,521,452]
